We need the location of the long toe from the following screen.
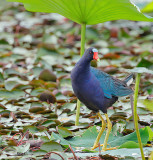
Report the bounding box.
[92,144,118,151]
[91,145,99,150]
[102,147,118,152]
[92,144,106,150]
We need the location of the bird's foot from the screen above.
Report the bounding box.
[91,144,106,150]
[90,114,99,119]
[91,145,98,150]
[92,144,118,151]
[102,147,118,152]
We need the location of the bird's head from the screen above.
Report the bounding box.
[85,47,100,62]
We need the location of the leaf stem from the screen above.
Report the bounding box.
[75,100,81,126]
[80,23,86,56]
[75,23,86,126]
[133,73,145,160]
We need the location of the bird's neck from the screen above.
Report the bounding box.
[71,57,91,82]
[77,57,91,72]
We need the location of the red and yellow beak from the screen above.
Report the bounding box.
[93,51,100,61]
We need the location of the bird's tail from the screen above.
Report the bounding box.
[123,73,134,86]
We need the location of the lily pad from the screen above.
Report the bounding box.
[39,69,57,82]
[137,58,153,69]
[118,141,139,149]
[0,89,25,99]
[127,67,153,74]
[40,141,63,152]
[66,147,153,159]
[140,99,153,112]
[58,127,72,138]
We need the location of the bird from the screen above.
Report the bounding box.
[71,47,133,151]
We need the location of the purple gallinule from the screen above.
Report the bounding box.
[71,47,133,151]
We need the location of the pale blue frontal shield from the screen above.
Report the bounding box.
[92,48,98,53]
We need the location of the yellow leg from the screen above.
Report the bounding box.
[102,113,112,151]
[92,112,106,150]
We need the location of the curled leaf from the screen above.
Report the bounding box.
[39,90,56,104]
[39,69,57,82]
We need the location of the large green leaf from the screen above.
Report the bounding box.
[7,0,153,25]
[51,126,151,149]
[68,126,150,148]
